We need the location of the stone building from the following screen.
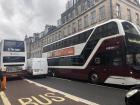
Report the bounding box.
[25,36,34,59]
[25,0,140,58]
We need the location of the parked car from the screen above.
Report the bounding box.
[125,85,140,105]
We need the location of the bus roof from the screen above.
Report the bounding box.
[43,19,129,48]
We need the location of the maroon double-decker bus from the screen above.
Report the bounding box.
[43,19,140,85]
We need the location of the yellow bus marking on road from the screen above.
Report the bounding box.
[0,91,11,105]
[18,98,38,105]
[25,79,99,105]
[18,93,65,105]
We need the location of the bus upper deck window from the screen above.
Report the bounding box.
[136,54,140,65]
[126,54,133,65]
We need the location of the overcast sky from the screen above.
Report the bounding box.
[0,0,68,40]
[0,0,140,40]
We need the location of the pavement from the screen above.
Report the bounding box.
[0,76,128,105]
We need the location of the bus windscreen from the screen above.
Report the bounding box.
[3,56,25,63]
[4,40,25,52]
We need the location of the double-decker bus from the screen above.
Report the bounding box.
[43,19,140,85]
[0,39,27,77]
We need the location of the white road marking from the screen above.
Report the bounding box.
[24,79,99,105]
[0,91,11,105]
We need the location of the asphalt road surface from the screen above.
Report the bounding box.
[0,76,128,105]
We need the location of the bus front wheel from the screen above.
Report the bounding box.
[89,72,99,84]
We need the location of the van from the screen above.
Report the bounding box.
[27,58,48,76]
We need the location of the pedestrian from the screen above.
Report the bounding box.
[0,67,4,91]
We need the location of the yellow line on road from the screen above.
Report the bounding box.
[0,91,11,105]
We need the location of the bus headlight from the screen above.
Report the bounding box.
[126,89,138,98]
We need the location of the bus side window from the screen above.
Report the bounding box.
[112,51,123,66]
[136,54,140,65]
[126,54,133,65]
[104,50,123,66]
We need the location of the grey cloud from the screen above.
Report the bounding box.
[0,0,68,40]
[0,0,15,19]
[0,24,19,39]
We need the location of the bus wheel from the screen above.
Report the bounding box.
[89,73,99,84]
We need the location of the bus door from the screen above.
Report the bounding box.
[94,49,125,82]
[104,49,128,78]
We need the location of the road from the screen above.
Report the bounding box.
[0,76,128,105]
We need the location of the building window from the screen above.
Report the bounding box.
[77,5,81,15]
[51,34,54,42]
[63,28,66,37]
[68,13,71,21]
[59,32,61,39]
[72,22,77,33]
[84,15,89,28]
[64,16,67,23]
[54,34,56,42]
[50,36,53,43]
[127,9,131,21]
[54,34,58,41]
[116,4,121,18]
[68,25,71,35]
[46,37,48,46]
[95,0,99,3]
[74,0,78,4]
[75,8,78,17]
[99,6,106,21]
[136,13,139,25]
[84,0,88,10]
[91,10,96,24]
[91,0,95,5]
[78,19,82,31]
[47,37,50,43]
[59,31,62,39]
[72,10,75,19]
[46,37,49,44]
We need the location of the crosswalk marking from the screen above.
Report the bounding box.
[0,91,11,105]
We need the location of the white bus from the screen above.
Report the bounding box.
[0,39,27,77]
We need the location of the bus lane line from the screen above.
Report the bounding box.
[0,91,11,105]
[24,79,99,105]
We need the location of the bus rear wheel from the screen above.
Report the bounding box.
[89,73,99,84]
